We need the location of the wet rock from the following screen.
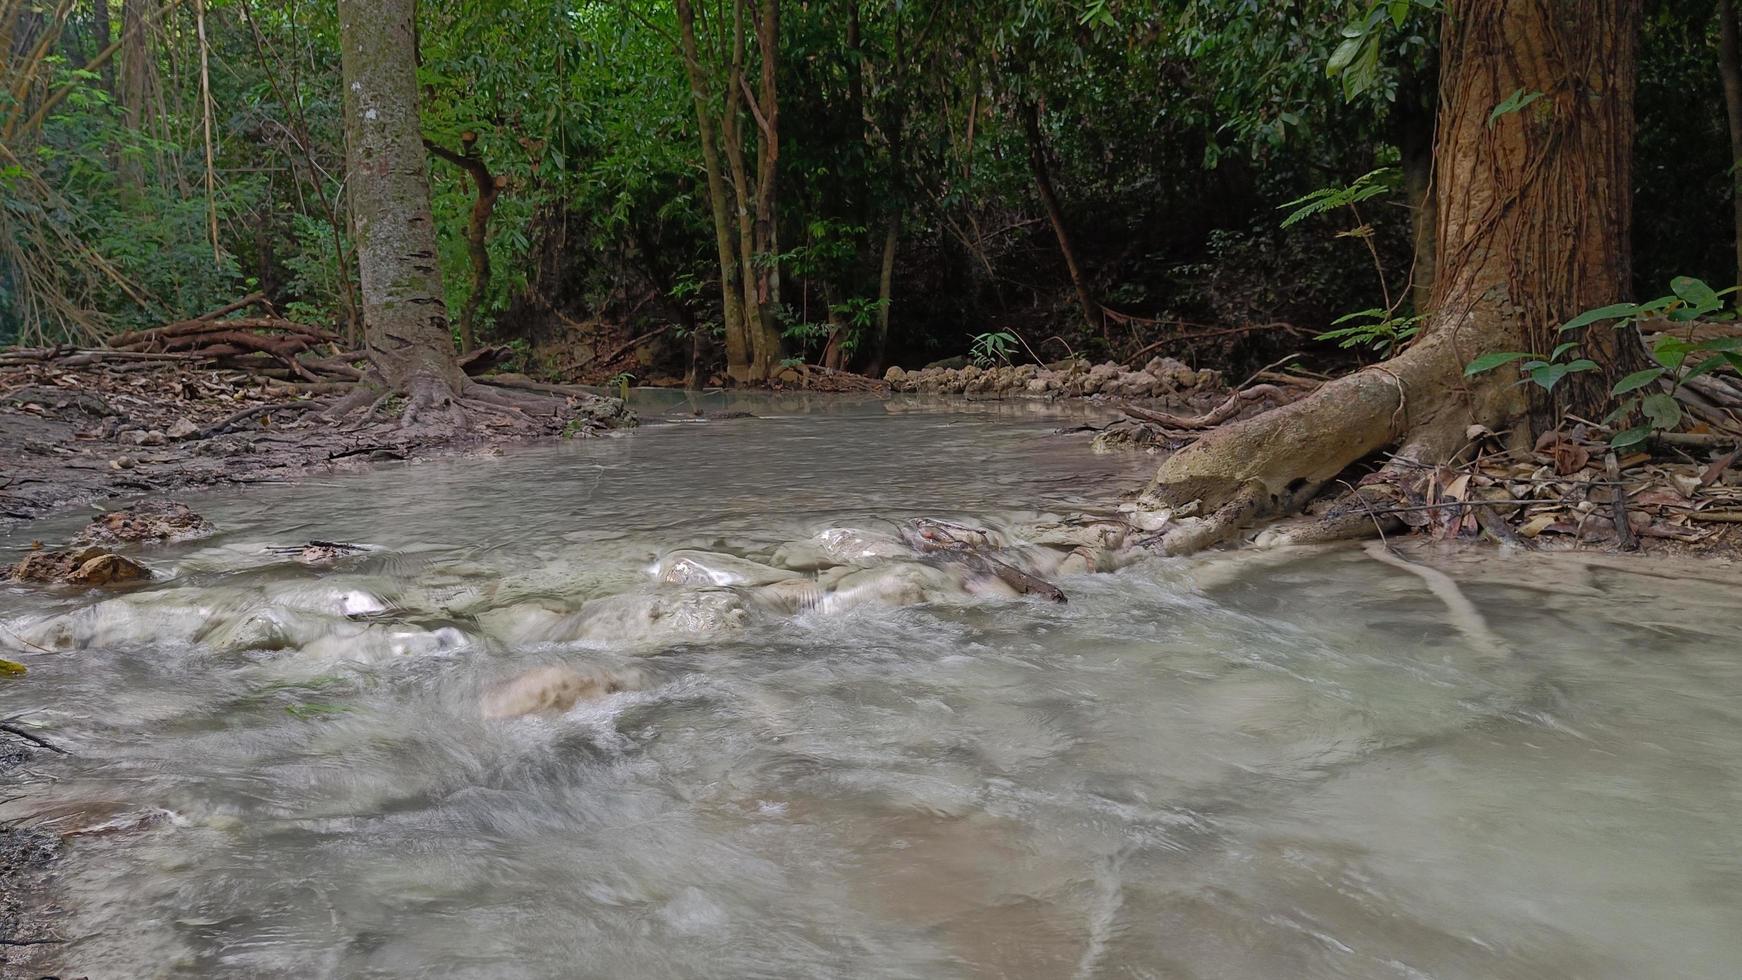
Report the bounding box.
[264,540,372,565]
[481,664,642,719]
[73,499,215,546]
[2,548,151,586]
[67,552,152,586]
[884,366,908,383]
[900,518,1006,553]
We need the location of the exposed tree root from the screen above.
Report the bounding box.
[1361,541,1513,658]
[1122,384,1294,430]
[315,371,628,439]
[1139,328,1517,554]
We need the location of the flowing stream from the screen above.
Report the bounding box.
[3,392,1740,979]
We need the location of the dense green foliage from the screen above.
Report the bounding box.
[1,0,1738,379]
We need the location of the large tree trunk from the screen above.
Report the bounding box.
[1719,0,1742,288]
[675,0,752,382]
[338,0,467,420]
[1021,99,1102,335]
[1141,0,1640,553]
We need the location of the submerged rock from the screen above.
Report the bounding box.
[481,664,642,719]
[521,589,753,646]
[655,550,800,587]
[73,499,215,546]
[769,527,911,570]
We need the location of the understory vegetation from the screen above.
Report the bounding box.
[6,0,1742,552]
[0,1,1732,378]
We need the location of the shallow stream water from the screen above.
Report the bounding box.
[4,393,1741,978]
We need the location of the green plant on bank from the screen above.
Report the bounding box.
[1317,307,1424,356]
[970,330,1019,367]
[1278,168,1394,230]
[1464,276,1742,448]
[1281,168,1418,358]
[608,371,636,401]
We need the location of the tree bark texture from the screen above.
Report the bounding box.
[1142,0,1642,552]
[338,0,465,408]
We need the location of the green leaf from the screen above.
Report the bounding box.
[1610,426,1653,449]
[1550,341,1580,360]
[1602,397,1641,426]
[1388,0,1410,27]
[1670,276,1722,314]
[1560,302,1640,332]
[1330,308,1386,324]
[1465,351,1533,376]
[1652,336,1697,371]
[1488,88,1544,128]
[1610,367,1665,395]
[1691,336,1742,353]
[1682,354,1731,384]
[1640,392,1683,431]
[1326,36,1362,77]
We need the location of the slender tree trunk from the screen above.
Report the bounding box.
[675,0,752,382]
[1020,100,1101,334]
[750,0,783,376]
[117,0,154,195]
[92,0,114,93]
[1719,0,1742,288]
[1142,0,1641,553]
[721,0,771,381]
[338,0,467,416]
[869,213,898,374]
[426,133,501,354]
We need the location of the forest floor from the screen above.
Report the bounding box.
[4,355,1740,558]
[0,357,630,526]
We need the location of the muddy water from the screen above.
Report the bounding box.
[3,393,1740,979]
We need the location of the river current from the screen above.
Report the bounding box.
[3,392,1739,978]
